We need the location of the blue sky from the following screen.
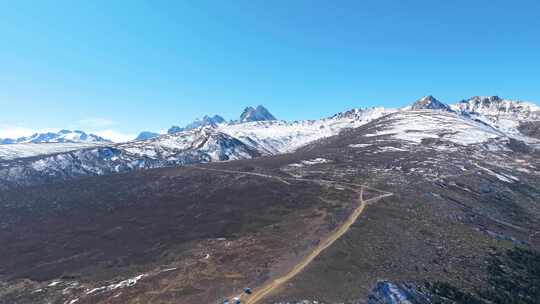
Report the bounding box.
[1,0,539,141]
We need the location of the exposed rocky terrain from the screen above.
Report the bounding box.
[518,121,540,139]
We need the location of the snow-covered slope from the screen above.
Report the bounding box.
[220,107,391,154]
[118,127,259,161]
[0,130,111,144]
[0,107,391,186]
[363,110,505,146]
[0,128,260,187]
[0,142,108,161]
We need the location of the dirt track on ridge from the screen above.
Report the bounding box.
[192,166,393,304]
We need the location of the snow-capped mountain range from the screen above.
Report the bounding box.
[1,96,539,187]
[0,130,110,144]
[141,105,275,140]
[452,96,540,136]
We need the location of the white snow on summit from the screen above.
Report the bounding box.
[410,95,452,111]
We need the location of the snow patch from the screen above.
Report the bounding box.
[377,146,408,152]
[288,158,332,167]
[86,274,146,295]
[348,143,372,148]
[0,142,105,161]
[474,163,519,183]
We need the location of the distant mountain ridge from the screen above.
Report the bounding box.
[166,106,276,136]
[0,130,111,144]
[167,115,227,134]
[453,96,540,118]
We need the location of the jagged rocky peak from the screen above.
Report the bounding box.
[166,114,226,135]
[208,114,226,124]
[410,95,452,111]
[135,131,160,141]
[471,95,503,103]
[330,107,390,120]
[454,96,540,116]
[239,105,276,122]
[331,108,368,119]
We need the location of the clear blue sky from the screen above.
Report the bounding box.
[1,0,539,140]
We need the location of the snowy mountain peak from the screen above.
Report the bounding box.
[410,95,452,111]
[0,130,111,145]
[239,105,276,122]
[208,114,226,123]
[166,114,226,135]
[184,114,226,130]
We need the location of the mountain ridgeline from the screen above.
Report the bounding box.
[163,105,275,137]
[0,96,539,188]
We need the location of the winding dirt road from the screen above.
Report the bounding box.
[192,166,393,304]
